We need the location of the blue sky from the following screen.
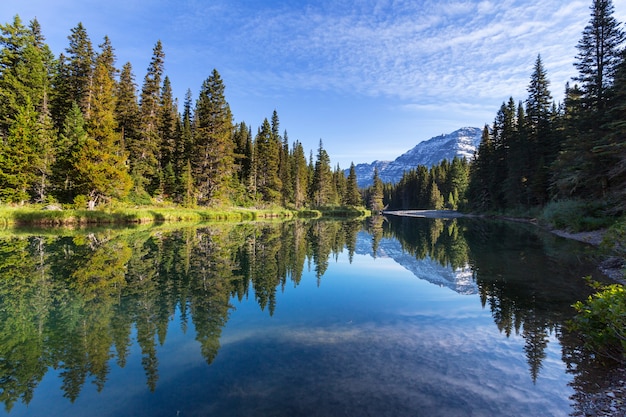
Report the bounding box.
[3,0,625,168]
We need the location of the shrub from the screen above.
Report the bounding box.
[73,195,88,209]
[540,199,614,231]
[603,217,626,258]
[570,278,626,363]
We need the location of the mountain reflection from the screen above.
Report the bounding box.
[0,218,608,411]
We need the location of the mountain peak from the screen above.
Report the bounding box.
[351,127,482,188]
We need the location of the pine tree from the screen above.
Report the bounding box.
[115,62,140,154]
[291,140,309,208]
[64,22,95,118]
[51,103,88,202]
[75,62,131,208]
[0,98,39,203]
[310,140,332,207]
[254,118,281,203]
[345,162,361,206]
[192,69,234,205]
[132,40,164,195]
[158,76,179,197]
[555,0,625,198]
[368,167,384,212]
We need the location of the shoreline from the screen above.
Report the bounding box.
[383,209,625,284]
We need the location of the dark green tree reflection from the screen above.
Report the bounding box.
[0,220,366,409]
[0,217,611,411]
[383,216,604,384]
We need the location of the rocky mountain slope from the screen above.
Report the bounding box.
[352,127,482,188]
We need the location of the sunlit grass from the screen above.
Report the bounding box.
[0,204,345,228]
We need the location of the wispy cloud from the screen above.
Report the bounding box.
[188,0,602,106]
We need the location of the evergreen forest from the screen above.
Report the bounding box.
[0,17,362,210]
[385,0,626,225]
[1,0,626,224]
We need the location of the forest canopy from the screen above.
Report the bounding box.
[0,17,361,209]
[1,0,626,218]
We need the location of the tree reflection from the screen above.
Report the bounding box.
[384,216,603,385]
[0,217,610,409]
[0,219,369,407]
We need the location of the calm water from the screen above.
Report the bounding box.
[0,216,610,416]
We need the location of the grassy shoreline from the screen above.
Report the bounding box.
[0,205,370,227]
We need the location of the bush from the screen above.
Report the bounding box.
[540,199,614,232]
[73,195,88,209]
[603,217,626,258]
[570,279,626,363]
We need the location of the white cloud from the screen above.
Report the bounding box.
[206,0,599,107]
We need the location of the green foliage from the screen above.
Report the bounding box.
[603,217,626,258]
[539,199,614,231]
[387,157,469,211]
[192,69,235,205]
[570,279,626,363]
[72,194,87,209]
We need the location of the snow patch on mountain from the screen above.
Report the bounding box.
[351,127,482,188]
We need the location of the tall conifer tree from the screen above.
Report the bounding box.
[192,69,234,205]
[115,62,140,152]
[64,23,94,118]
[75,62,131,208]
[555,0,625,198]
[133,40,164,195]
[345,162,361,206]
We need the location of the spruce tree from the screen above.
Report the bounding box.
[311,140,332,207]
[574,0,624,118]
[0,98,39,203]
[254,118,281,203]
[467,125,494,210]
[555,0,625,198]
[233,121,252,186]
[64,22,95,118]
[0,16,52,136]
[158,76,179,197]
[133,40,164,195]
[115,62,140,154]
[368,167,384,212]
[280,130,292,206]
[75,62,131,208]
[333,164,346,206]
[345,162,361,206]
[606,50,626,210]
[291,140,309,208]
[192,69,234,205]
[51,103,87,202]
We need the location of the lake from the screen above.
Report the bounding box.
[0,216,611,416]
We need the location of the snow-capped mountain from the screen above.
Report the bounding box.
[354,231,477,295]
[351,127,482,188]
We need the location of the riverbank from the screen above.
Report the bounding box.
[384,209,625,283]
[0,205,371,227]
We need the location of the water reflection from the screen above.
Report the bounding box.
[379,216,606,386]
[0,217,610,414]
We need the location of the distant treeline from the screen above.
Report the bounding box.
[0,17,363,209]
[385,0,625,216]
